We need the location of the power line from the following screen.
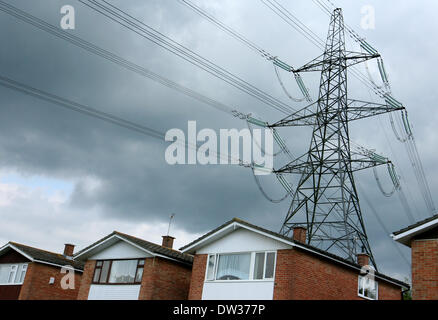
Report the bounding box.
[0,75,243,165]
[359,185,411,268]
[0,1,238,117]
[78,0,296,115]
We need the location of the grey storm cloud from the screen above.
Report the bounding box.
[1,0,437,280]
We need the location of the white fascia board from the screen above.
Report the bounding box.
[391,218,438,244]
[180,223,237,253]
[6,244,35,262]
[74,234,188,265]
[181,222,295,254]
[74,234,155,260]
[114,235,190,265]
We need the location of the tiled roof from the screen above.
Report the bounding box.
[115,232,193,264]
[392,213,438,236]
[180,218,408,288]
[9,242,84,271]
[74,231,193,265]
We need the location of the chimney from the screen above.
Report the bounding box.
[293,227,307,243]
[63,244,75,257]
[162,236,175,249]
[357,253,370,267]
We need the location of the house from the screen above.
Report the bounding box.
[74,231,193,300]
[0,241,83,300]
[392,213,438,300]
[181,218,408,300]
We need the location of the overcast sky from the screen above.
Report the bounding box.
[1,0,437,282]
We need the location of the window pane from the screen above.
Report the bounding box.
[108,260,137,283]
[18,264,28,283]
[93,268,101,283]
[358,276,364,295]
[99,261,111,283]
[138,259,145,266]
[265,253,275,279]
[253,253,265,280]
[206,255,216,281]
[135,267,143,283]
[0,264,11,284]
[216,253,251,280]
[359,276,377,300]
[8,265,17,284]
[96,261,103,267]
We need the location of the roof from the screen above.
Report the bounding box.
[180,218,408,289]
[0,242,84,271]
[74,231,193,265]
[391,213,438,247]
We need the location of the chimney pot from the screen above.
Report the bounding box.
[293,227,307,243]
[63,244,75,257]
[357,253,370,267]
[162,236,175,249]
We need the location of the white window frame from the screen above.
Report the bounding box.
[18,264,28,283]
[358,275,379,300]
[8,265,18,284]
[0,263,28,285]
[204,251,277,283]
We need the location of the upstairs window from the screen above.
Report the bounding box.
[216,253,251,280]
[253,252,276,280]
[206,251,276,281]
[358,275,378,300]
[92,259,145,284]
[0,263,28,285]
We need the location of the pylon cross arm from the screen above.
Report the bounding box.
[294,52,380,73]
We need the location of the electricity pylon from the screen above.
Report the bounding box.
[269,8,404,269]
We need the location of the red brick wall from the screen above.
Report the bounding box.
[139,257,192,300]
[188,254,207,300]
[273,248,402,300]
[138,257,192,300]
[18,262,82,300]
[0,285,21,300]
[77,260,96,300]
[411,239,438,300]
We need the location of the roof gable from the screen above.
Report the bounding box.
[74,231,193,265]
[0,242,84,271]
[180,218,295,254]
[392,214,438,247]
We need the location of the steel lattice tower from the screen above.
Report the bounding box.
[270,8,404,269]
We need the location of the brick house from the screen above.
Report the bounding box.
[181,218,408,300]
[74,231,193,300]
[392,214,438,300]
[0,242,83,300]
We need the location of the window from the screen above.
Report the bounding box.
[0,263,28,285]
[216,253,251,280]
[253,252,276,280]
[18,264,27,283]
[8,265,17,283]
[108,260,137,283]
[92,259,145,284]
[358,275,378,300]
[206,252,276,281]
[206,255,216,281]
